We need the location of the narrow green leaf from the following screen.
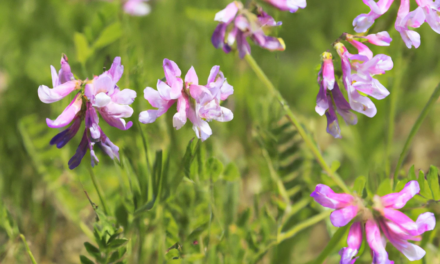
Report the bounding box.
[205,157,223,182]
[93,22,123,49]
[418,170,433,199]
[223,163,240,181]
[408,165,417,181]
[74,32,93,64]
[108,238,128,249]
[133,198,155,216]
[312,224,351,264]
[84,242,101,260]
[427,166,440,200]
[80,255,94,264]
[152,150,163,198]
[353,176,366,196]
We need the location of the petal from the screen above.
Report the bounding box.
[59,54,75,84]
[333,82,358,125]
[50,65,60,87]
[46,93,82,128]
[38,81,79,104]
[366,219,392,264]
[173,96,188,130]
[348,39,373,60]
[315,82,328,116]
[339,222,363,264]
[123,0,151,16]
[352,77,390,100]
[214,1,239,23]
[190,84,214,104]
[94,92,112,108]
[107,57,124,83]
[163,59,183,99]
[99,104,133,130]
[382,208,419,235]
[220,79,234,100]
[188,107,212,141]
[215,106,233,122]
[326,103,342,138]
[93,74,115,95]
[212,23,228,49]
[330,205,359,227]
[112,89,137,105]
[99,130,120,160]
[49,117,82,148]
[139,110,160,124]
[252,34,286,51]
[185,66,199,85]
[68,130,89,170]
[235,15,250,31]
[416,212,436,234]
[347,87,377,118]
[207,66,220,84]
[366,31,392,46]
[381,181,419,209]
[310,184,354,209]
[236,31,251,59]
[85,104,101,140]
[322,57,335,90]
[353,13,377,33]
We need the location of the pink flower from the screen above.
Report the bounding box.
[311,181,436,263]
[334,40,392,118]
[315,52,357,138]
[38,55,136,169]
[264,0,307,13]
[139,59,233,141]
[123,0,151,16]
[353,0,440,48]
[212,2,285,58]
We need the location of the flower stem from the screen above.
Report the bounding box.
[393,82,440,188]
[20,234,38,264]
[244,54,350,194]
[87,166,109,215]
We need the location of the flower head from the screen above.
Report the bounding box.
[139,59,234,141]
[123,0,151,16]
[38,55,136,169]
[212,2,285,58]
[264,0,307,13]
[353,0,440,48]
[311,181,436,264]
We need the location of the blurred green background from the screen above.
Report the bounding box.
[0,0,440,263]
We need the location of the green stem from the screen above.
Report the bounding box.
[244,54,350,194]
[20,234,38,264]
[278,210,331,242]
[87,166,109,215]
[393,82,440,187]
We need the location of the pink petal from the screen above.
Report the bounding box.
[382,208,419,235]
[185,66,199,86]
[46,93,82,128]
[310,184,355,209]
[330,205,359,227]
[173,96,188,130]
[38,81,79,104]
[348,39,373,60]
[139,110,160,124]
[366,219,393,264]
[214,1,239,23]
[112,89,137,105]
[416,212,436,234]
[163,59,183,99]
[366,31,392,46]
[107,57,124,84]
[123,0,151,16]
[339,222,363,264]
[381,181,419,209]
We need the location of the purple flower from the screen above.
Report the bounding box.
[264,0,307,13]
[311,181,436,263]
[38,55,136,169]
[139,59,234,141]
[212,2,285,58]
[353,0,440,48]
[315,52,357,138]
[334,40,392,118]
[123,0,151,16]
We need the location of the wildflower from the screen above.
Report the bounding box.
[315,52,357,138]
[353,0,440,48]
[311,181,436,263]
[123,0,151,16]
[263,0,307,13]
[334,35,392,119]
[38,55,136,169]
[139,59,233,141]
[211,2,285,58]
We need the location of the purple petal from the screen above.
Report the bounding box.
[381,181,419,209]
[366,219,393,264]
[330,205,359,227]
[236,31,251,59]
[326,103,342,138]
[212,23,228,49]
[315,81,328,116]
[107,57,124,84]
[50,117,82,148]
[339,222,363,264]
[99,129,120,160]
[68,129,89,170]
[332,82,358,125]
[310,184,354,209]
[59,54,75,84]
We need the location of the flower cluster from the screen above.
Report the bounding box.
[38,55,136,169]
[123,0,151,16]
[212,1,285,58]
[353,0,440,48]
[139,59,234,141]
[311,181,436,263]
[264,0,307,13]
[316,32,393,137]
